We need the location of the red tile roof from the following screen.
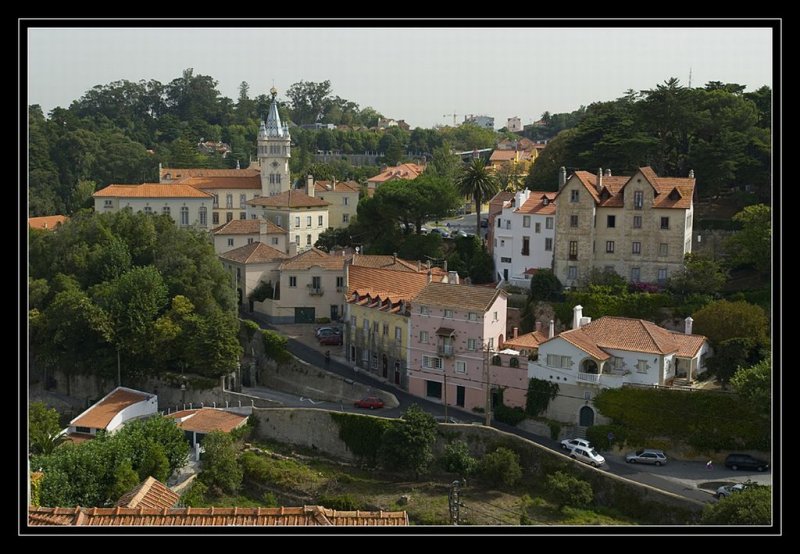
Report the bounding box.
[93,184,213,199]
[279,247,345,271]
[515,192,557,215]
[489,149,533,163]
[314,180,360,193]
[348,266,443,304]
[115,477,179,510]
[350,254,447,275]
[503,330,548,350]
[29,506,409,526]
[211,219,286,235]
[218,242,288,264]
[413,282,505,312]
[161,167,261,180]
[564,168,695,210]
[70,388,153,430]
[248,190,329,208]
[367,163,425,184]
[165,408,247,434]
[179,175,262,190]
[28,215,68,230]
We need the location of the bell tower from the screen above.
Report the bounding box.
[258,86,291,196]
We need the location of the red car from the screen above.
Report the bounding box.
[319,333,343,346]
[354,396,384,409]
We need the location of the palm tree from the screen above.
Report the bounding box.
[456,158,500,233]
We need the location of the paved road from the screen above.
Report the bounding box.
[243,313,770,504]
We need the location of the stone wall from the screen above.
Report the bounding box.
[252,408,356,460]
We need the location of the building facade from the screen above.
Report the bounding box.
[258,87,292,197]
[219,241,288,306]
[211,219,289,255]
[552,167,695,287]
[492,188,556,286]
[314,179,360,229]
[247,188,330,253]
[464,114,494,130]
[92,184,214,229]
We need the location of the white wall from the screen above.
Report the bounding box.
[106,394,159,433]
[94,197,212,229]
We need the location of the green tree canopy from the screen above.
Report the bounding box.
[731,357,771,415]
[692,299,769,347]
[701,485,771,525]
[380,405,437,479]
[29,402,65,456]
[198,431,242,496]
[456,158,500,232]
[725,204,771,275]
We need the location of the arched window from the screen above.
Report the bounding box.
[492,355,502,366]
[509,357,519,368]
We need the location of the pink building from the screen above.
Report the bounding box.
[407,282,507,411]
[491,326,551,409]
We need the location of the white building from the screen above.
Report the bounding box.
[92,183,214,229]
[258,87,292,197]
[247,186,330,254]
[464,114,494,130]
[528,306,712,427]
[506,116,522,133]
[211,219,289,255]
[66,387,158,440]
[219,241,289,306]
[492,189,556,286]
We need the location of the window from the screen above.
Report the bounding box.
[143,206,152,215]
[289,276,297,287]
[251,214,258,220]
[632,241,641,255]
[344,197,349,206]
[570,189,579,202]
[522,237,530,256]
[247,238,254,244]
[240,212,247,220]
[545,217,554,229]
[568,266,578,280]
[294,235,300,244]
[419,330,429,343]
[226,194,233,209]
[212,194,219,208]
[426,380,442,398]
[497,218,502,228]
[271,237,279,245]
[395,327,402,342]
[611,357,624,370]
[545,237,553,251]
[535,222,541,233]
[444,309,454,319]
[423,356,442,369]
[631,267,641,282]
[569,241,578,260]
[456,361,467,373]
[240,193,247,208]
[660,217,670,230]
[523,216,531,228]
[500,257,512,263]
[276,215,282,227]
[606,241,615,253]
[500,240,505,247]
[487,338,494,350]
[420,306,430,315]
[493,311,498,322]
[383,323,389,336]
[180,206,189,225]
[546,354,573,368]
[634,190,643,210]
[103,199,113,208]
[318,215,323,227]
[657,268,668,283]
[162,206,171,217]
[659,243,668,257]
[226,212,233,223]
[342,214,349,223]
[306,234,312,245]
[75,426,91,434]
[468,312,477,321]
[633,215,642,229]
[295,217,301,228]
[570,214,579,228]
[336,276,344,288]
[607,215,616,228]
[372,354,378,369]
[467,338,477,351]
[636,360,648,373]
[199,207,207,227]
[227,238,234,247]
[312,276,321,289]
[373,321,379,334]
[212,212,219,225]
[306,216,312,227]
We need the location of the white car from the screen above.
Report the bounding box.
[568,445,606,467]
[560,438,591,451]
[715,483,749,499]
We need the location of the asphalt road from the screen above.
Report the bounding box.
[244,313,770,504]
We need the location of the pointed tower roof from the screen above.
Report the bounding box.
[264,87,289,138]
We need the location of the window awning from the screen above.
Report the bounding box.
[435,327,455,336]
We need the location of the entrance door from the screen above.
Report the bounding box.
[330,305,339,320]
[294,307,315,323]
[456,386,465,407]
[503,268,509,282]
[394,362,401,385]
[579,405,595,427]
[382,355,388,378]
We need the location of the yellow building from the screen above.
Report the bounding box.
[314,179,360,229]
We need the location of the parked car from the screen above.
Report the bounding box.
[480,218,489,228]
[560,438,591,451]
[315,326,341,338]
[319,333,343,346]
[715,483,750,499]
[625,449,668,466]
[430,228,450,238]
[434,416,461,424]
[724,453,769,472]
[354,396,384,409]
[568,445,605,467]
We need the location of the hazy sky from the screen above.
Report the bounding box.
[28,26,773,129]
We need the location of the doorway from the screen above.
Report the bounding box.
[579,405,595,427]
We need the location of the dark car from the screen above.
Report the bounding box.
[480,218,489,228]
[354,396,384,409]
[319,333,343,346]
[725,453,769,472]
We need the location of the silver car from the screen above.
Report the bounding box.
[715,483,749,499]
[625,449,668,466]
[569,445,605,467]
[560,438,591,451]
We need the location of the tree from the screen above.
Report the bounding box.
[479,447,522,487]
[137,442,170,482]
[700,486,771,525]
[114,416,189,475]
[380,405,437,478]
[726,204,771,275]
[666,253,727,300]
[441,440,478,475]
[525,378,560,417]
[198,431,242,496]
[286,80,332,124]
[545,471,593,510]
[528,269,563,303]
[108,460,140,502]
[456,158,500,233]
[731,358,771,415]
[706,337,761,386]
[692,300,769,347]
[29,402,65,456]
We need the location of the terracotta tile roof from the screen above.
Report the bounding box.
[179,175,262,190]
[161,167,261,180]
[29,506,409,526]
[547,316,708,360]
[515,192,557,215]
[211,219,286,235]
[219,242,288,264]
[28,215,68,230]
[488,191,515,213]
[248,190,330,208]
[165,408,247,434]
[348,266,442,304]
[413,282,505,313]
[564,168,695,210]
[367,163,425,184]
[93,183,213,199]
[115,477,179,510]
[70,388,153,430]
[503,330,548,350]
[314,180,360,193]
[279,247,345,271]
[489,149,533,163]
[350,254,446,275]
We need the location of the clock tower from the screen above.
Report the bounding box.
[258,86,291,196]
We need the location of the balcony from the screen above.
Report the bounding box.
[336,286,345,292]
[576,371,601,384]
[568,254,578,261]
[307,285,324,296]
[437,344,454,357]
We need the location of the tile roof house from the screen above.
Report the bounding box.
[115,477,179,510]
[29,506,409,526]
[366,163,425,190]
[247,187,330,255]
[66,387,158,442]
[312,179,360,229]
[166,408,248,447]
[211,218,289,255]
[218,242,289,308]
[160,167,261,183]
[28,215,68,230]
[92,184,215,230]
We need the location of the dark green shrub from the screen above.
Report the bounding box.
[479,447,522,488]
[545,470,594,510]
[440,440,478,475]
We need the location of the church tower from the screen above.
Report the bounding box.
[258,86,291,196]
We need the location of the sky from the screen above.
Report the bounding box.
[28,26,773,129]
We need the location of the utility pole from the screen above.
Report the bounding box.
[448,479,465,525]
[483,343,492,426]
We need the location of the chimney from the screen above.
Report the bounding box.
[596,168,603,192]
[512,327,519,339]
[259,220,267,240]
[236,159,241,170]
[332,178,336,191]
[572,304,584,329]
[417,260,421,272]
[535,321,542,333]
[443,260,448,273]
[548,320,555,339]
[307,174,315,197]
[604,168,611,177]
[558,166,567,189]
[689,169,695,179]
[427,270,433,283]
[158,162,163,182]
[684,316,693,335]
[447,271,460,285]
[393,252,397,264]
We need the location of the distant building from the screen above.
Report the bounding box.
[166,407,249,447]
[366,163,425,192]
[92,183,214,229]
[196,140,232,157]
[506,117,522,133]
[66,387,157,442]
[219,241,289,306]
[463,114,494,130]
[313,179,360,229]
[211,219,289,255]
[28,215,68,230]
